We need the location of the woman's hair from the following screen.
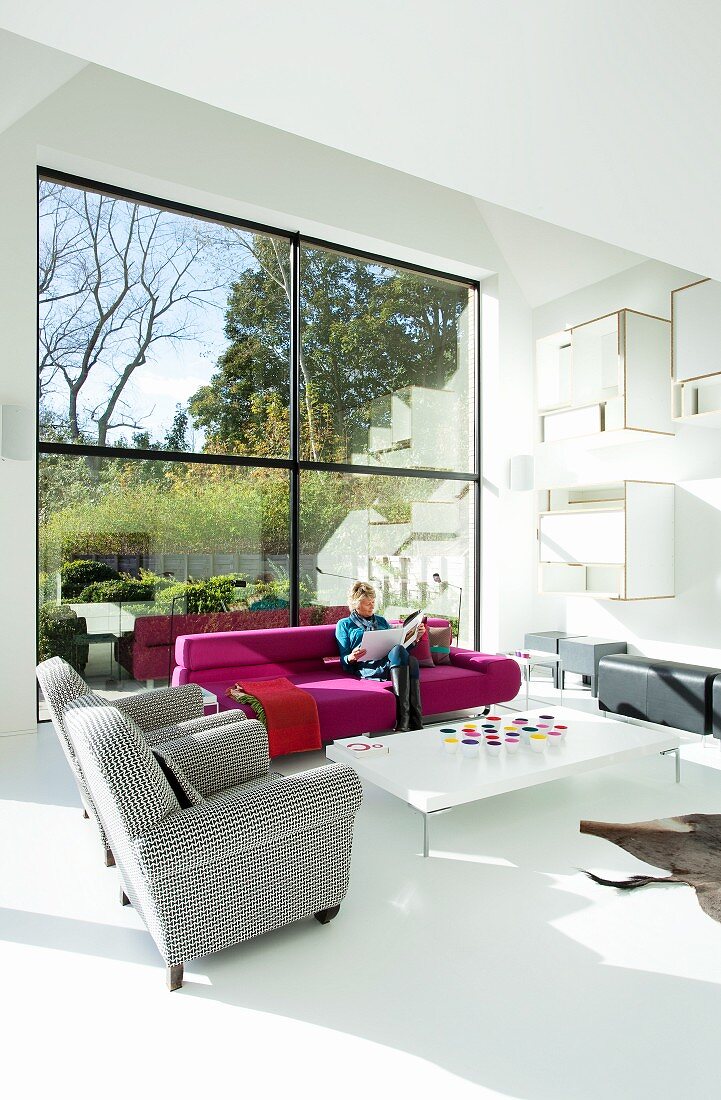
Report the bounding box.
[347,580,376,611]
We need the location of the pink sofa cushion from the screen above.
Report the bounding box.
[210,670,397,740]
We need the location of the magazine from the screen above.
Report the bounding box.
[358,610,424,661]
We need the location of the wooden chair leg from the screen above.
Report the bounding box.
[120,886,131,906]
[166,963,184,991]
[314,904,341,925]
[104,847,116,868]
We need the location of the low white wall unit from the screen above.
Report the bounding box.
[672,278,721,427]
[536,309,673,445]
[538,481,674,600]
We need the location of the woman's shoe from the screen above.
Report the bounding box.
[391,666,411,732]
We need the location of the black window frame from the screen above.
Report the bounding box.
[36,167,482,692]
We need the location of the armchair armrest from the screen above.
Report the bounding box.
[154,719,269,796]
[114,683,204,732]
[145,707,250,747]
[137,763,363,879]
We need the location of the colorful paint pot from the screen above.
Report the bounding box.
[443,737,459,754]
[461,738,480,757]
[529,733,547,753]
[486,740,503,756]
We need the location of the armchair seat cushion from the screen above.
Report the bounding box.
[147,707,250,747]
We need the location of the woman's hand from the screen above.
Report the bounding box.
[416,623,426,639]
[349,645,367,663]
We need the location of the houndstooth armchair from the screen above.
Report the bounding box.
[63,695,363,989]
[36,657,245,865]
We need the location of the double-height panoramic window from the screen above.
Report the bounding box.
[38,171,479,700]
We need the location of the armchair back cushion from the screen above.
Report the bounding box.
[36,656,92,777]
[65,695,180,838]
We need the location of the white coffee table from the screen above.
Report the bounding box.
[326,706,681,857]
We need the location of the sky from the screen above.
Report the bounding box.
[38,179,280,448]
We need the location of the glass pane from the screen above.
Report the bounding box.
[39,179,291,458]
[39,455,290,703]
[299,470,474,645]
[299,244,475,471]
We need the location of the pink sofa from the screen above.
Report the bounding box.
[172,620,521,742]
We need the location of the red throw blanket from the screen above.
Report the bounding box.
[228,677,322,758]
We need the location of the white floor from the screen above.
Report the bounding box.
[4,679,721,1099]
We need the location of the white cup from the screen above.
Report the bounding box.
[460,738,479,758]
[444,737,459,754]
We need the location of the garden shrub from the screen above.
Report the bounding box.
[61,559,120,599]
[154,574,245,614]
[38,603,87,672]
[77,578,155,603]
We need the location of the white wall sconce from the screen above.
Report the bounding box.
[509,454,534,492]
[0,405,33,461]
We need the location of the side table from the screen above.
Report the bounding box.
[524,631,583,689]
[200,687,220,714]
[559,636,627,698]
[508,651,564,709]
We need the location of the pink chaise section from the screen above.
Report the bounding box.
[172,621,521,742]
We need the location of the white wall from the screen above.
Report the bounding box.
[533,259,721,666]
[0,63,535,734]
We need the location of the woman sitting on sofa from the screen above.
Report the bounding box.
[335,581,425,732]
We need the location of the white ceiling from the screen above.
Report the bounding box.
[1,2,716,289]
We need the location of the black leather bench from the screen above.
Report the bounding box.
[598,653,721,738]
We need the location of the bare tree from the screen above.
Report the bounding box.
[39,182,224,451]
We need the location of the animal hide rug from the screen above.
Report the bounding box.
[580,814,721,924]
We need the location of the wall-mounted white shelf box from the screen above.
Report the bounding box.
[671,278,721,427]
[537,481,674,600]
[536,310,673,446]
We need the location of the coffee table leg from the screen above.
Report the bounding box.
[661,747,681,783]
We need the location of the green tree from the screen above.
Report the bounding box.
[188,239,470,462]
